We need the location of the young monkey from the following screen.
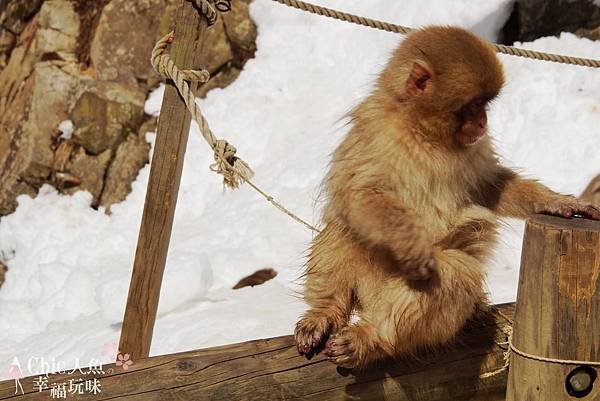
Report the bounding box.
[294,26,600,369]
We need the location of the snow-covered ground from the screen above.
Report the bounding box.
[1,0,599,375]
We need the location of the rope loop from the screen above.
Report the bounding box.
[151,33,211,84]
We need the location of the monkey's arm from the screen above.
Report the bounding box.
[485,168,600,220]
[343,188,435,280]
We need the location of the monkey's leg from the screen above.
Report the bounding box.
[325,241,491,369]
[295,222,357,358]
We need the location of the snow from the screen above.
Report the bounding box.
[1,0,600,376]
[57,120,74,140]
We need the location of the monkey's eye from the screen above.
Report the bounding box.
[471,97,486,108]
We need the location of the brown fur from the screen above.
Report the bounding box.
[294,26,600,369]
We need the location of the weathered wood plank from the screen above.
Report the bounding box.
[0,304,514,401]
[118,0,210,360]
[506,215,600,400]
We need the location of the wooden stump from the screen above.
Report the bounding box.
[506,215,600,400]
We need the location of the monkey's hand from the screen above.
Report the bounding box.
[535,197,600,221]
[391,242,437,281]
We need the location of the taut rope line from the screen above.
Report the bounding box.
[151,1,321,233]
[272,0,600,68]
[153,0,600,234]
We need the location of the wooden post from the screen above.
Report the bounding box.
[118,0,209,360]
[506,215,600,400]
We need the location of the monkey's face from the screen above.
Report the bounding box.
[384,26,505,149]
[402,60,501,149]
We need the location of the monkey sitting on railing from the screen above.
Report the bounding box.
[294,26,600,369]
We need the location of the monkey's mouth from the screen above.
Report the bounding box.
[457,131,485,146]
[463,134,483,146]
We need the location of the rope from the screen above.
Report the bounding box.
[479,307,600,380]
[510,335,600,367]
[479,324,511,379]
[156,0,598,232]
[151,21,321,233]
[271,0,600,69]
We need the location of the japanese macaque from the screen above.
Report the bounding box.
[294,26,600,369]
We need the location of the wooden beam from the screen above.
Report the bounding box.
[118,0,210,360]
[506,215,600,400]
[0,304,514,401]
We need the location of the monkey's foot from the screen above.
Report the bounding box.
[294,314,332,359]
[323,326,368,369]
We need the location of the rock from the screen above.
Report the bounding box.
[65,147,112,203]
[36,0,80,61]
[576,26,600,41]
[90,0,178,87]
[0,0,43,71]
[202,17,234,74]
[0,30,15,70]
[0,14,79,213]
[0,0,257,215]
[222,0,257,67]
[71,85,145,155]
[500,0,600,44]
[581,175,600,206]
[196,66,241,98]
[0,0,44,34]
[100,133,150,209]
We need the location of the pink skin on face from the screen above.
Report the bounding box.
[457,107,487,146]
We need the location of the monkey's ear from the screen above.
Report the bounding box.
[405,61,433,97]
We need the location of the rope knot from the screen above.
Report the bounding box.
[210,139,254,189]
[192,0,218,25]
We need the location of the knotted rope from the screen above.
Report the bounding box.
[151,2,321,232]
[152,0,599,236]
[152,31,254,189]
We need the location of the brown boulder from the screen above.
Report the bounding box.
[71,84,145,155]
[0,0,257,215]
[100,132,150,210]
[501,0,600,44]
[64,148,112,203]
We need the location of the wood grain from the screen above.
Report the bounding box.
[118,0,209,360]
[0,304,513,401]
[506,215,600,400]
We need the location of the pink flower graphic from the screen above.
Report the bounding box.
[115,353,133,371]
